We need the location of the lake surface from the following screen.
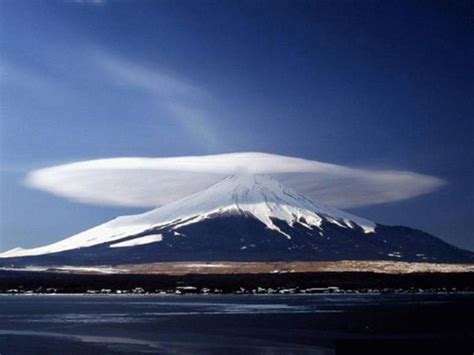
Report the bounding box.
[0,293,473,354]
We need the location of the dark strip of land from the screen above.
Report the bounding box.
[1,270,473,294]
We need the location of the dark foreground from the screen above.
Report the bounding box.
[0,293,473,354]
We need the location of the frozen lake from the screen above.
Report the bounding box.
[0,293,473,354]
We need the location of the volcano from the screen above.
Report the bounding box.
[1,174,472,266]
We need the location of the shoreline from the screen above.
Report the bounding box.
[0,292,376,296]
[2,260,474,275]
[1,268,473,295]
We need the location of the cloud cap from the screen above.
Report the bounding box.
[25,152,445,209]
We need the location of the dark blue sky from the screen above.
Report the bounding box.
[0,0,473,251]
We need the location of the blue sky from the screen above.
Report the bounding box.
[0,0,473,251]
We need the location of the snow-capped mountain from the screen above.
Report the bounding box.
[1,174,472,265]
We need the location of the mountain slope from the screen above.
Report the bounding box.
[1,174,472,266]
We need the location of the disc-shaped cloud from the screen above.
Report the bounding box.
[25,152,445,209]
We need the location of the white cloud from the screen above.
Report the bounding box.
[94,52,220,149]
[68,0,107,5]
[97,53,206,100]
[24,152,445,209]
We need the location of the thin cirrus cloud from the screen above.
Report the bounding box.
[24,152,445,209]
[96,52,206,99]
[67,0,107,5]
[94,51,221,149]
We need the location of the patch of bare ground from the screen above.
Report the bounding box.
[117,261,474,275]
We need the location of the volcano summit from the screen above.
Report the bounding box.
[1,174,472,267]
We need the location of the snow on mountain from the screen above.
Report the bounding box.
[109,234,163,248]
[0,174,375,258]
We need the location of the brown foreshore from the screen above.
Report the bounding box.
[118,260,474,275]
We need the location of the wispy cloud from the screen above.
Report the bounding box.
[24,152,445,209]
[94,51,221,150]
[97,54,206,99]
[2,45,223,150]
[67,0,107,6]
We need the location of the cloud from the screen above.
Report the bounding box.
[97,53,206,100]
[24,152,445,209]
[94,52,221,149]
[68,0,107,5]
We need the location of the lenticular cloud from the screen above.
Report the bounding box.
[24,152,445,209]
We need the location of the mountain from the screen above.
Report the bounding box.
[1,174,472,266]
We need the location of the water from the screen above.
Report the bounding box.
[0,293,473,354]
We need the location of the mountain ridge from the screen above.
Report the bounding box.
[1,174,472,265]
